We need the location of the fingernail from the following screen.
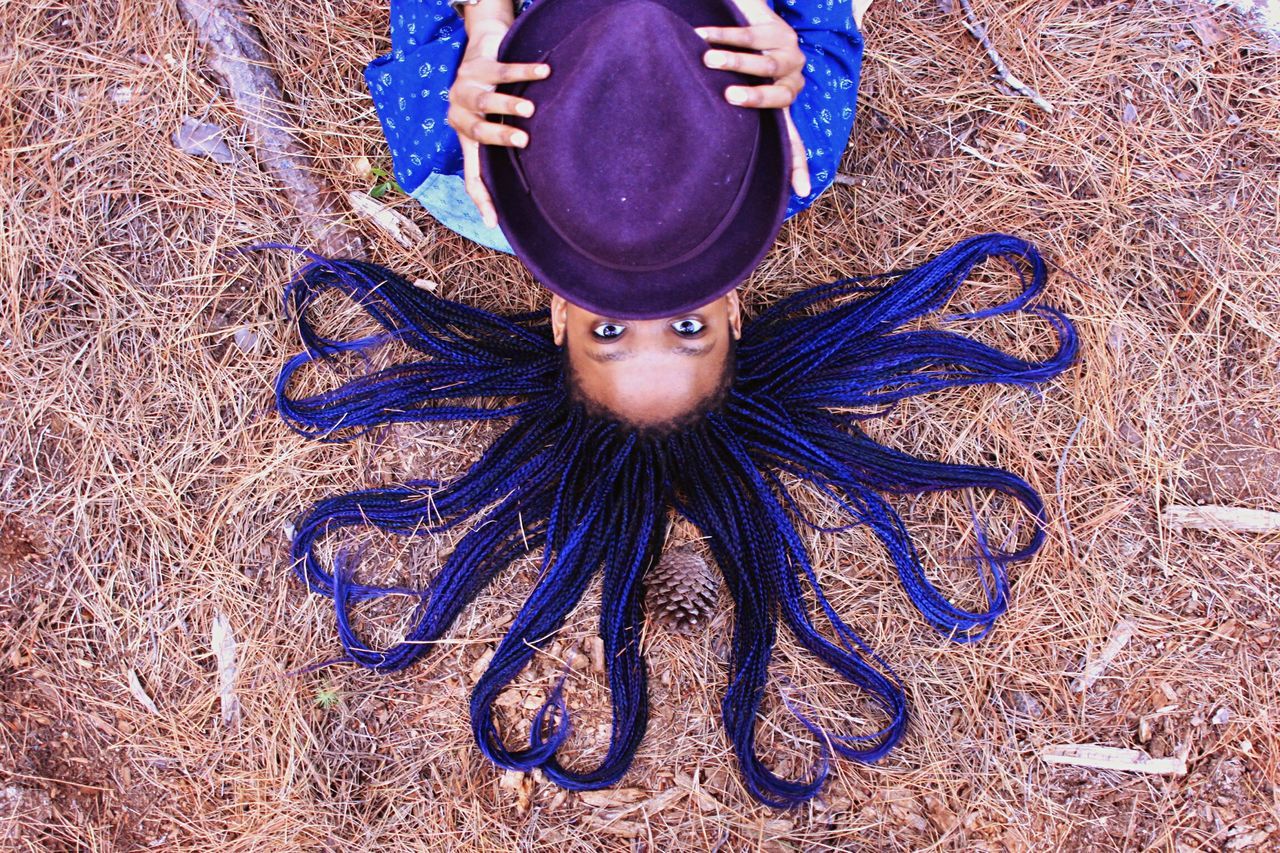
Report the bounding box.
[705,50,725,68]
[536,65,550,77]
[512,131,529,147]
[517,101,534,117]
[726,87,747,105]
[695,27,711,39]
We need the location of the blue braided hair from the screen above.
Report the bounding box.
[276,234,1077,806]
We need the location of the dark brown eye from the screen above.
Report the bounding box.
[592,322,626,340]
[671,318,705,336]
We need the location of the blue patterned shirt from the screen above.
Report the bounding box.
[366,0,863,251]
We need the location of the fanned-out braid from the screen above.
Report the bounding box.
[276,234,1077,806]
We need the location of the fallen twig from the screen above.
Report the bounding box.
[1041,744,1187,776]
[347,191,424,249]
[126,669,161,715]
[211,613,241,725]
[1162,504,1280,535]
[1072,619,1135,693]
[1056,415,1087,553]
[957,0,1054,114]
[177,0,366,257]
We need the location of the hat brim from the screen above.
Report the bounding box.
[481,0,790,321]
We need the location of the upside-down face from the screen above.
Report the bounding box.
[551,291,743,428]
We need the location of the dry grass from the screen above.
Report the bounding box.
[2,0,1279,849]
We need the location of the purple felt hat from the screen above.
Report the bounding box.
[481,0,790,320]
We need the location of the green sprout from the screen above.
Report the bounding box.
[314,684,341,710]
[369,165,401,200]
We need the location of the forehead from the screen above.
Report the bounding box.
[564,327,731,425]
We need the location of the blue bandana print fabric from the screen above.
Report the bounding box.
[365,0,864,251]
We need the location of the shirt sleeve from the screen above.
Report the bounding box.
[364,0,468,197]
[773,0,864,217]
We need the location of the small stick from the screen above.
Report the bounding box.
[347,191,424,249]
[1072,619,1135,694]
[957,0,1054,114]
[1056,415,1086,553]
[1041,744,1187,776]
[1162,504,1280,535]
[178,0,367,258]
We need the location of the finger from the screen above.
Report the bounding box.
[725,82,800,109]
[467,118,529,148]
[704,48,801,79]
[492,60,552,84]
[785,110,810,198]
[474,89,536,118]
[695,24,793,51]
[462,139,498,229]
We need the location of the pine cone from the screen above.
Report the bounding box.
[646,546,718,633]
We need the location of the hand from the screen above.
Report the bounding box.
[697,0,810,196]
[447,19,550,227]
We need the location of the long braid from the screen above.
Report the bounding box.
[274,234,1078,806]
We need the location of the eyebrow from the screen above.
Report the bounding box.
[584,343,712,363]
[586,349,635,363]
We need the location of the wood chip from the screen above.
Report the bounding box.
[587,786,686,828]
[581,815,643,838]
[172,116,236,164]
[347,191,424,248]
[587,635,605,674]
[211,613,241,725]
[578,788,649,807]
[1162,504,1280,535]
[1072,619,1135,693]
[126,669,160,715]
[1226,830,1270,850]
[1041,744,1187,776]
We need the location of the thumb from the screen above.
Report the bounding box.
[785,110,811,198]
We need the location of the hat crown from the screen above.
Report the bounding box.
[516,1,757,272]
[482,0,790,320]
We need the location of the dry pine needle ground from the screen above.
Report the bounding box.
[1,0,1278,849]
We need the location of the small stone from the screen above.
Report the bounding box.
[413,278,438,292]
[233,327,259,353]
[1212,707,1232,725]
[1121,103,1138,124]
[1011,691,1045,719]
